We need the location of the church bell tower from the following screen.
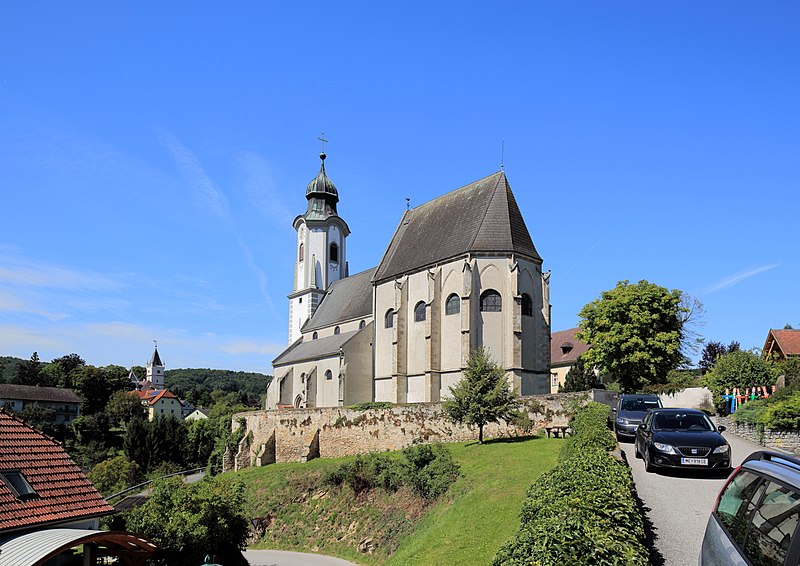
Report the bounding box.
[287,146,351,344]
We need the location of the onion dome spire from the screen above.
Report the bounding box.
[304,138,339,219]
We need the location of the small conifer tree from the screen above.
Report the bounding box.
[443,347,519,443]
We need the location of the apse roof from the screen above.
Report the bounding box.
[373,171,540,283]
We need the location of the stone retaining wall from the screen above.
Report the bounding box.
[225,392,590,471]
[717,416,800,454]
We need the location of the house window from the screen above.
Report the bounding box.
[325,370,333,380]
[385,309,394,329]
[334,326,341,335]
[445,293,460,316]
[330,242,339,263]
[480,290,502,312]
[522,293,533,316]
[299,243,304,262]
[0,470,38,500]
[414,301,426,322]
[313,332,318,340]
[359,320,366,330]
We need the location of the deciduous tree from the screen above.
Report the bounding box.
[577,280,696,393]
[122,476,249,566]
[699,340,740,374]
[443,347,519,443]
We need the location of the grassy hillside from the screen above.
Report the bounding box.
[225,435,561,565]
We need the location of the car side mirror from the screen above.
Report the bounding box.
[612,407,617,412]
[717,425,726,433]
[637,423,645,430]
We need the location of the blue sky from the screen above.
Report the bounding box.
[1,3,798,373]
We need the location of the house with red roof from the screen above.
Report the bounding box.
[130,388,182,421]
[0,408,156,565]
[763,328,800,361]
[549,327,591,393]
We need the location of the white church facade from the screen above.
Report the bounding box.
[267,152,551,409]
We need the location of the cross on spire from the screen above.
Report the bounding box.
[318,132,328,154]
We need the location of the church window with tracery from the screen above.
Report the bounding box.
[330,242,339,263]
[445,293,460,315]
[521,293,533,316]
[385,309,394,328]
[325,370,333,380]
[414,301,426,322]
[299,243,304,262]
[480,290,502,312]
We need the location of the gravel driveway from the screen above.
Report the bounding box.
[620,429,773,565]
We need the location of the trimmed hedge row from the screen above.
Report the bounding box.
[493,402,649,566]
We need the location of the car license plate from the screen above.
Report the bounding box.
[681,457,708,466]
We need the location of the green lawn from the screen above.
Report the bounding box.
[386,436,561,565]
[228,436,561,565]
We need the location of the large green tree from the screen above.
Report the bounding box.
[105,390,146,427]
[577,280,696,393]
[74,365,132,415]
[121,476,249,566]
[443,347,519,443]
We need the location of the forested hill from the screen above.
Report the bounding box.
[165,368,272,406]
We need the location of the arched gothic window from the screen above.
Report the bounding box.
[298,243,304,262]
[480,290,502,312]
[385,309,394,329]
[521,293,533,316]
[334,326,340,335]
[312,331,318,340]
[325,369,333,380]
[414,301,426,322]
[445,293,460,316]
[359,320,366,330]
[329,242,339,263]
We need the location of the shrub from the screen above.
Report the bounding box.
[88,455,141,495]
[404,443,460,500]
[732,399,768,424]
[322,443,460,500]
[493,403,648,565]
[757,392,800,429]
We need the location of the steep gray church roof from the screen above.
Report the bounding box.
[273,330,360,366]
[373,172,540,283]
[302,267,376,332]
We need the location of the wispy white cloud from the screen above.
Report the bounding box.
[705,264,780,294]
[0,253,119,290]
[158,129,232,223]
[237,151,293,225]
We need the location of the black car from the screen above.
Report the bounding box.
[634,408,730,473]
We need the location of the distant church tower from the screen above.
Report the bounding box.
[146,343,165,390]
[288,149,351,344]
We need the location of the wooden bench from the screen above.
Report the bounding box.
[545,426,572,438]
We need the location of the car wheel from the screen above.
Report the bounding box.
[644,447,653,473]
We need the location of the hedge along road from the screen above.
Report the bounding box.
[619,428,770,566]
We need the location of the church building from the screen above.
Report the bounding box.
[267,152,551,409]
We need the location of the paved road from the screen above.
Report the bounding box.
[620,429,774,566]
[244,549,358,566]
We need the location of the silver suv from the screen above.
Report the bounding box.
[700,451,800,565]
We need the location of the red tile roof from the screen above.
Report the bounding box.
[0,409,114,533]
[771,329,800,357]
[550,327,590,367]
[130,388,179,406]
